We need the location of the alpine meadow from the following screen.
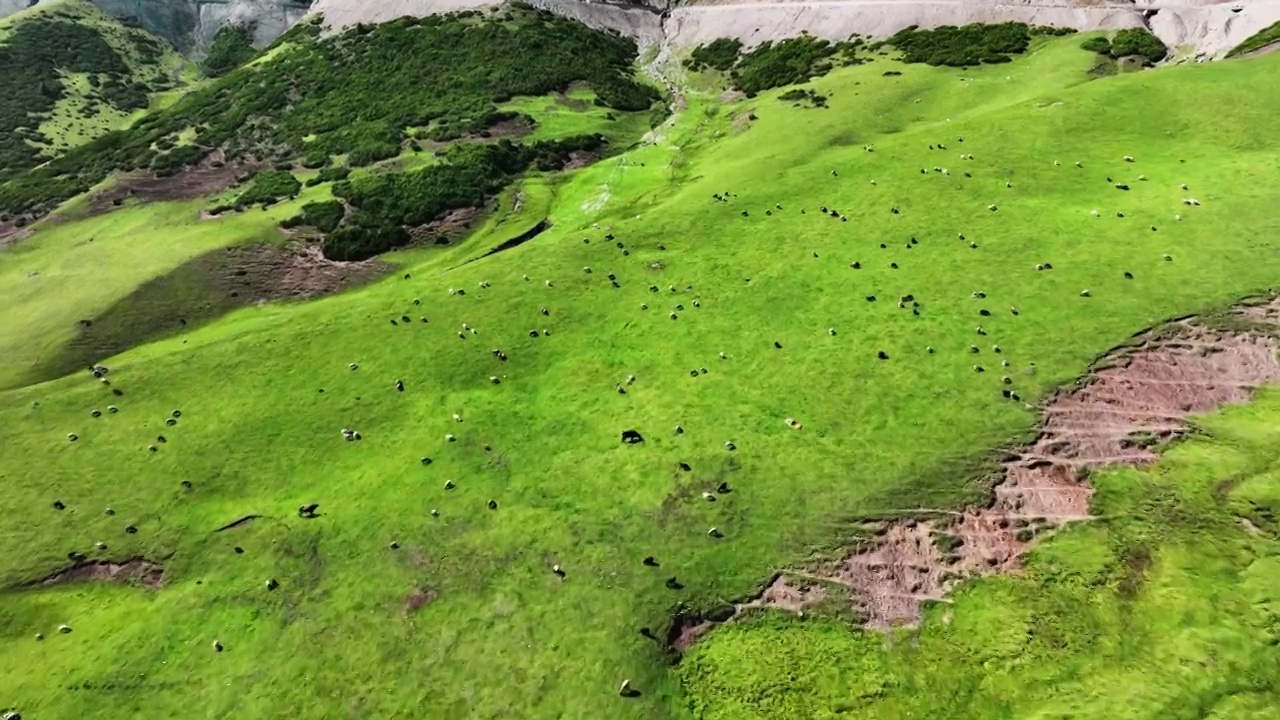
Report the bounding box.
[3,3,1280,720]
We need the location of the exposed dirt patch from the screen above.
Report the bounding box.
[89,151,265,217]
[554,91,591,112]
[37,557,164,589]
[834,314,1280,628]
[0,218,29,247]
[404,587,438,614]
[407,207,482,247]
[31,241,389,387]
[685,300,1280,640]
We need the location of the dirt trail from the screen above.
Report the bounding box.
[679,299,1280,642]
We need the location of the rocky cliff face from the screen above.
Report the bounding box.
[2,0,1276,62]
[308,0,1280,60]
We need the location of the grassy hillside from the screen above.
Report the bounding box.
[0,0,185,181]
[3,27,1280,720]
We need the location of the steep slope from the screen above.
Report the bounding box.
[0,0,184,183]
[3,30,1280,720]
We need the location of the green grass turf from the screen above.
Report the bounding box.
[0,200,298,390]
[677,386,1280,719]
[3,35,1280,719]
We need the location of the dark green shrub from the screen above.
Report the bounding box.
[323,223,410,261]
[315,134,604,260]
[304,166,351,187]
[288,200,345,232]
[203,25,257,77]
[888,22,1032,66]
[686,38,743,71]
[731,36,837,95]
[1110,28,1167,63]
[234,169,301,207]
[1031,25,1077,36]
[1080,36,1113,54]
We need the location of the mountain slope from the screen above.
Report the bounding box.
[0,0,185,183]
[3,29,1280,720]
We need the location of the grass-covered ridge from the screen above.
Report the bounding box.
[0,5,659,222]
[0,0,180,184]
[4,28,1280,720]
[1227,19,1280,58]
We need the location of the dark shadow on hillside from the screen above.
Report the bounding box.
[478,218,551,261]
[24,241,389,389]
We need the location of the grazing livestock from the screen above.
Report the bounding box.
[298,503,319,518]
[622,430,644,444]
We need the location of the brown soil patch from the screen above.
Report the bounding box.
[836,315,1280,628]
[404,587,438,614]
[89,151,265,217]
[554,92,591,112]
[407,207,481,247]
[38,557,164,589]
[684,300,1280,640]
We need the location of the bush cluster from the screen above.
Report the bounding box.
[0,7,657,220]
[203,25,257,77]
[685,35,865,95]
[777,88,828,107]
[304,167,350,187]
[283,199,345,232]
[888,23,1033,66]
[731,36,838,95]
[1079,29,1167,64]
[322,134,603,261]
[1109,28,1167,63]
[234,169,301,208]
[685,38,743,72]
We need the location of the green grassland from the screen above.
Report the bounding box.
[3,29,1280,720]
